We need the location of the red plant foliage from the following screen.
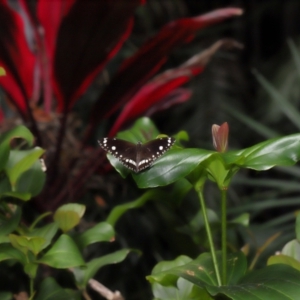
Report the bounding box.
[0,0,242,210]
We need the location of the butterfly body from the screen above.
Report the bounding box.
[98,137,175,173]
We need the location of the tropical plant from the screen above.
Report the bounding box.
[0,0,242,213]
[0,125,136,300]
[103,117,300,300]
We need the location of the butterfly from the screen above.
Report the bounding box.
[98,136,175,173]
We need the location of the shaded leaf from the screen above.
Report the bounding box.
[54,203,85,232]
[0,243,27,264]
[0,205,21,236]
[74,249,134,288]
[207,264,300,300]
[5,147,45,187]
[35,277,79,300]
[38,234,85,268]
[75,222,115,249]
[268,254,300,271]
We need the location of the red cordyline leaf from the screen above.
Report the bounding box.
[19,0,144,113]
[90,7,243,127]
[0,1,36,119]
[20,0,76,114]
[44,0,143,111]
[108,39,242,136]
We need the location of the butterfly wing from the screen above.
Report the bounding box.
[137,137,175,171]
[98,138,138,172]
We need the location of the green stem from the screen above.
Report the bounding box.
[221,189,227,285]
[198,190,222,286]
[29,278,34,300]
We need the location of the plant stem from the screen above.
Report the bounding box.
[221,189,227,285]
[198,190,222,286]
[29,278,34,300]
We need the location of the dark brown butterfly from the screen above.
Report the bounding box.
[98,137,175,173]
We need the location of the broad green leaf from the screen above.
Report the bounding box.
[5,147,45,187]
[35,277,79,300]
[282,239,300,261]
[24,262,38,278]
[75,222,114,249]
[0,243,27,264]
[235,134,300,170]
[2,191,31,201]
[268,254,300,271]
[117,117,160,142]
[207,264,300,300]
[0,125,34,146]
[74,249,133,288]
[133,149,213,188]
[0,236,9,244]
[9,234,46,255]
[148,252,246,288]
[0,175,12,197]
[55,203,85,217]
[0,205,21,235]
[0,126,34,172]
[152,278,195,300]
[54,204,85,232]
[150,255,193,286]
[15,160,46,197]
[38,234,85,268]
[28,223,59,251]
[0,292,13,300]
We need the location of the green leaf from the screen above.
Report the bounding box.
[38,234,85,268]
[74,249,133,288]
[0,126,34,172]
[15,160,46,196]
[5,147,45,187]
[0,243,27,264]
[35,277,79,300]
[207,264,300,300]
[28,223,59,251]
[149,255,193,286]
[117,117,160,142]
[152,278,196,300]
[0,292,13,300]
[282,239,300,261]
[148,252,246,288]
[133,149,213,188]
[2,191,31,201]
[0,125,34,146]
[0,205,21,236]
[268,254,300,271]
[235,133,300,170]
[9,234,46,256]
[0,175,12,197]
[54,204,85,233]
[24,262,38,278]
[75,222,115,249]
